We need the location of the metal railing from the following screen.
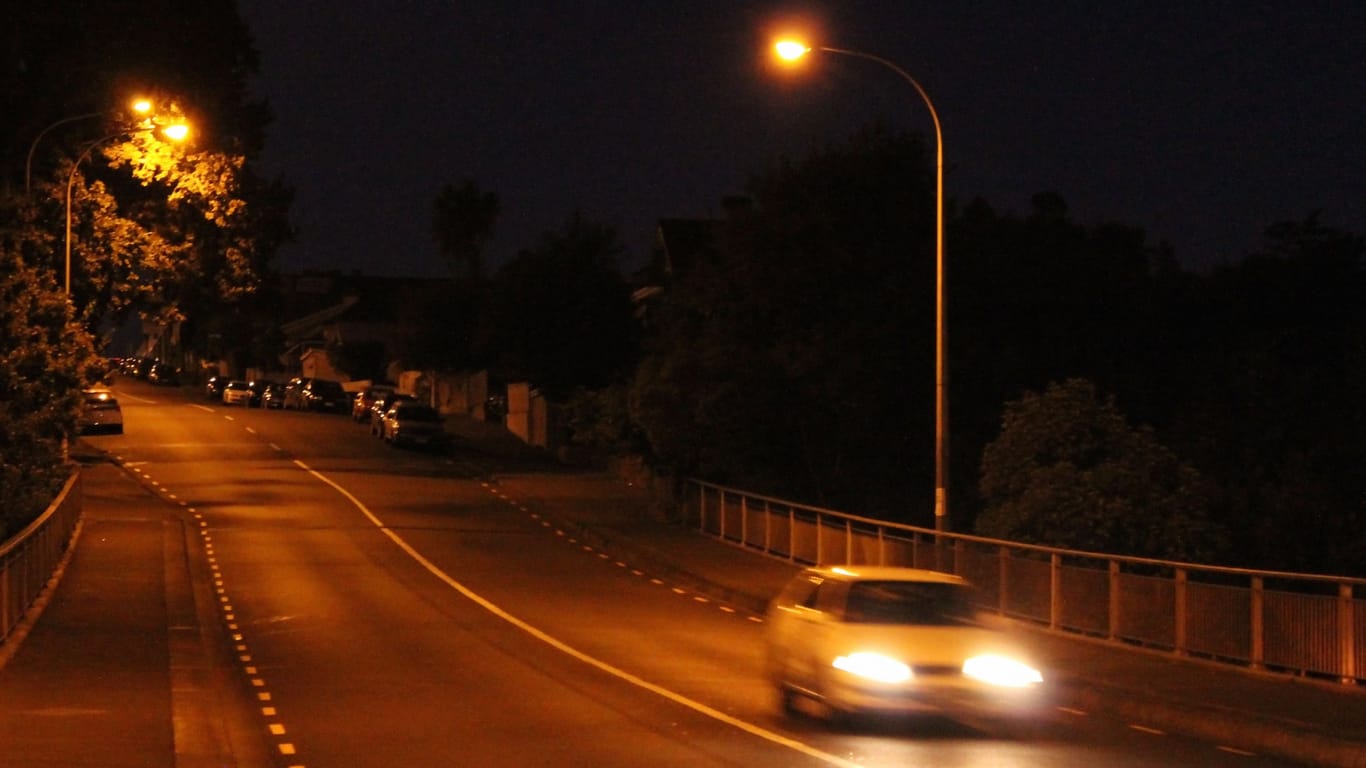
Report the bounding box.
[1,472,82,647]
[685,479,1365,684]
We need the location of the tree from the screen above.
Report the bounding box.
[0,243,102,538]
[489,213,636,400]
[433,179,499,284]
[976,379,1225,561]
[4,1,291,368]
[1166,215,1366,573]
[629,125,932,517]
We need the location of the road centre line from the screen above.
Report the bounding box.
[293,459,862,768]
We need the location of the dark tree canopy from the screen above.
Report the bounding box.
[630,126,934,517]
[489,213,637,401]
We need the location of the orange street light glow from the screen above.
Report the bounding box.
[774,40,811,61]
[162,123,190,141]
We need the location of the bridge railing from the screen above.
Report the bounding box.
[1,472,82,648]
[683,478,1365,684]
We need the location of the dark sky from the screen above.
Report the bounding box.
[236,1,1365,278]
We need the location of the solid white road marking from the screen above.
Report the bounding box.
[294,459,864,768]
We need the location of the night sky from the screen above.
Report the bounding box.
[235,2,1365,278]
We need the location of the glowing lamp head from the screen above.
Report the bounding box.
[161,123,190,142]
[774,40,812,61]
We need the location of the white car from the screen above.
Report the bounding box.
[221,380,252,406]
[764,566,1044,724]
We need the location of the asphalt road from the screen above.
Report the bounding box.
[3,378,1313,766]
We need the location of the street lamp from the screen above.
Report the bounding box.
[64,120,189,294]
[774,40,950,533]
[25,99,155,195]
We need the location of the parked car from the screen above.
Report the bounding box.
[369,392,415,436]
[205,375,229,401]
[78,388,124,435]
[260,381,287,409]
[764,566,1043,725]
[221,380,253,406]
[380,402,446,449]
[351,385,395,422]
[281,377,313,410]
[147,362,180,386]
[247,379,278,407]
[300,379,350,412]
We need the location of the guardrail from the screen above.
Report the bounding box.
[1,472,82,647]
[684,478,1365,685]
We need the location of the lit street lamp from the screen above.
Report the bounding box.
[64,120,189,294]
[774,39,950,533]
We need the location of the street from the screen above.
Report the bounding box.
[0,378,1308,767]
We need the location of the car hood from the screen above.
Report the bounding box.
[827,623,1023,665]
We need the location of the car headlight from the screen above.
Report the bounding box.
[833,652,912,683]
[962,654,1043,687]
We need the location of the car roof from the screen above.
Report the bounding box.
[800,565,968,585]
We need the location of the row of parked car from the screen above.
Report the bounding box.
[204,376,447,449]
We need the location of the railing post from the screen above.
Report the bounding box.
[1108,560,1121,641]
[1175,568,1188,656]
[845,519,853,563]
[787,505,796,563]
[1050,553,1061,630]
[718,489,727,540]
[763,500,772,556]
[816,511,824,565]
[878,526,886,566]
[697,484,707,534]
[1340,583,1357,684]
[740,494,749,546]
[998,545,1009,615]
[1250,576,1265,671]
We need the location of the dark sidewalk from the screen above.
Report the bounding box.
[0,458,269,768]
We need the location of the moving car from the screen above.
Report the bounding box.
[764,566,1043,725]
[380,402,446,449]
[78,389,124,435]
[221,380,253,406]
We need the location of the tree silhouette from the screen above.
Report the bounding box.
[977,379,1225,561]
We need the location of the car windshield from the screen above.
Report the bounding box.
[397,405,439,422]
[842,581,976,626]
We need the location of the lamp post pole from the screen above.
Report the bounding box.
[25,112,104,196]
[775,43,949,532]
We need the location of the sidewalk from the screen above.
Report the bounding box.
[0,458,265,768]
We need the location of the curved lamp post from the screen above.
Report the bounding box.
[64,120,189,294]
[774,40,949,533]
[25,99,154,196]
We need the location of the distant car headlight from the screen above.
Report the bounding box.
[962,654,1043,687]
[833,652,912,683]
